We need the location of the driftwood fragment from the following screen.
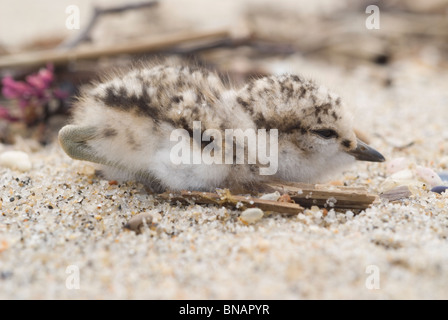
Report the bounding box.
[263,180,377,210]
[159,180,378,214]
[0,29,231,69]
[159,190,304,215]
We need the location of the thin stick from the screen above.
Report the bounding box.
[159,190,304,215]
[0,29,230,69]
[264,180,377,210]
[59,1,159,49]
[159,179,378,213]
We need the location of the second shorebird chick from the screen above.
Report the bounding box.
[59,63,385,192]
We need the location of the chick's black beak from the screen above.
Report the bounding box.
[347,138,385,162]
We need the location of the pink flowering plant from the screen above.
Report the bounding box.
[0,64,69,126]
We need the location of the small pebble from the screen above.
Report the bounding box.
[431,186,448,194]
[259,191,281,201]
[380,185,412,201]
[325,197,337,208]
[240,208,264,224]
[278,194,293,203]
[439,156,448,169]
[124,213,153,234]
[0,271,13,280]
[437,172,448,182]
[0,151,32,172]
[415,166,442,187]
[345,211,354,219]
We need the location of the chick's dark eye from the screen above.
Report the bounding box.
[312,129,338,139]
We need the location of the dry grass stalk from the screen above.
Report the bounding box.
[0,29,230,69]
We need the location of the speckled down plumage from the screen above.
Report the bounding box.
[59,62,383,192]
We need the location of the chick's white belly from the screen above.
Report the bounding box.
[149,145,231,190]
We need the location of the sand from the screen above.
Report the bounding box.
[1,0,448,300]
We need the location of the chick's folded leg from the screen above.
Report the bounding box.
[58,125,110,166]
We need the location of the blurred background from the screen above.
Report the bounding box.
[0,0,447,145]
[1,0,448,300]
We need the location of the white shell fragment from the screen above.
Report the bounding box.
[380,169,417,192]
[390,169,414,181]
[386,157,410,174]
[240,208,264,224]
[259,191,281,201]
[0,151,32,172]
[381,163,445,193]
[415,166,442,187]
[325,197,337,208]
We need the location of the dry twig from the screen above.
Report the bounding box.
[59,1,159,49]
[263,180,377,210]
[159,180,377,214]
[159,190,304,215]
[0,29,230,69]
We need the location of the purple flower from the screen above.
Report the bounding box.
[26,74,47,91]
[2,76,33,99]
[38,64,54,85]
[25,64,54,92]
[0,105,8,118]
[1,63,68,125]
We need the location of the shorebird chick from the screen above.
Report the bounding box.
[59,63,385,192]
